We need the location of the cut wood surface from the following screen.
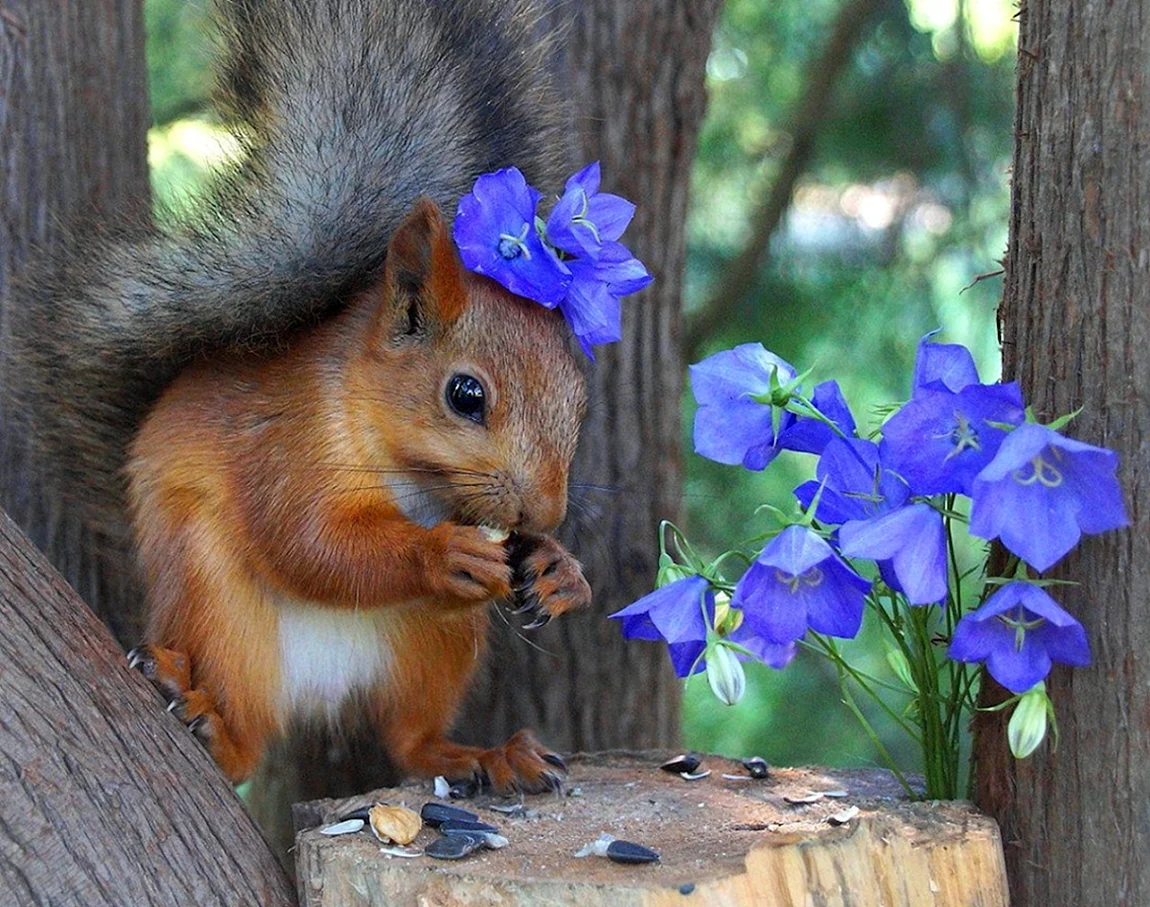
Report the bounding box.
[295,751,1007,907]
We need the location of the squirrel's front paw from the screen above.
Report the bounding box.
[429,524,513,602]
[507,533,592,629]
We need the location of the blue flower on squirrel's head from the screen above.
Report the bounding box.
[453,167,571,305]
[453,164,651,358]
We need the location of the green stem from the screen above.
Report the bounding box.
[833,661,917,798]
[806,635,922,745]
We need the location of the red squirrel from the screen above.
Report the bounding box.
[6,1,588,792]
[4,0,588,790]
[125,200,591,791]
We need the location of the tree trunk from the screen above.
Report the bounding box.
[0,510,296,906]
[247,0,723,857]
[457,0,723,752]
[974,1,1150,904]
[0,0,149,644]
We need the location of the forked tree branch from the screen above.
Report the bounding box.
[684,0,884,357]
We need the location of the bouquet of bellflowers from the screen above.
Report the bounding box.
[611,333,1128,799]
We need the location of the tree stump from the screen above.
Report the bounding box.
[294,752,1008,906]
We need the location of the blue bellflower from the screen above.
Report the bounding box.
[794,437,908,524]
[838,503,948,605]
[728,620,798,669]
[453,167,571,305]
[732,525,871,645]
[882,383,1025,495]
[561,241,652,358]
[690,344,798,470]
[948,582,1091,693]
[545,162,636,257]
[969,423,1128,570]
[609,575,712,677]
[795,438,947,604]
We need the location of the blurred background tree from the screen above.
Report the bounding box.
[143,0,1018,785]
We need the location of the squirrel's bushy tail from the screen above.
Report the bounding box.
[5,0,568,541]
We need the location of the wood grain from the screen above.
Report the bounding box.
[295,752,1009,907]
[975,0,1150,903]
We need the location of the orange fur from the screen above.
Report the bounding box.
[127,200,588,787]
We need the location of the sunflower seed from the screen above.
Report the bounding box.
[741,757,769,779]
[606,840,661,865]
[379,845,422,858]
[420,802,479,827]
[828,806,860,826]
[318,818,364,836]
[337,806,372,823]
[660,754,702,774]
[784,792,824,805]
[439,819,500,836]
[680,770,712,781]
[574,832,616,858]
[488,802,527,816]
[424,833,485,860]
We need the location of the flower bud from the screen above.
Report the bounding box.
[656,554,695,588]
[706,644,746,707]
[1008,684,1049,759]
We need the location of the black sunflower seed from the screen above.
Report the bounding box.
[742,757,769,779]
[420,802,479,827]
[439,819,500,836]
[606,840,660,865]
[660,753,701,774]
[424,833,485,860]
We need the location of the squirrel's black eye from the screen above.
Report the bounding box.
[446,374,486,424]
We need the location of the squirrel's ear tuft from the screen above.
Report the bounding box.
[381,198,468,337]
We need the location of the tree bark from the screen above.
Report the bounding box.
[457,0,724,752]
[974,1,1150,904]
[0,0,149,644]
[0,510,296,906]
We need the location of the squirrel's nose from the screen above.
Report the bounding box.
[515,476,568,534]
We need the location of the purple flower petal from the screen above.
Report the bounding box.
[733,560,809,643]
[728,620,798,669]
[545,161,636,256]
[690,344,797,407]
[734,526,870,644]
[668,641,708,677]
[882,383,1025,495]
[777,380,858,455]
[948,582,1090,693]
[970,424,1128,570]
[912,331,980,394]
[694,398,781,470]
[454,167,571,305]
[839,503,947,604]
[610,575,710,645]
[794,438,908,524]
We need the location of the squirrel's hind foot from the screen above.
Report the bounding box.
[127,644,262,783]
[397,729,566,796]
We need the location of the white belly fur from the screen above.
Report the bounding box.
[276,595,395,717]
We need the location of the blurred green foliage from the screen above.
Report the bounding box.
[144,0,1016,784]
